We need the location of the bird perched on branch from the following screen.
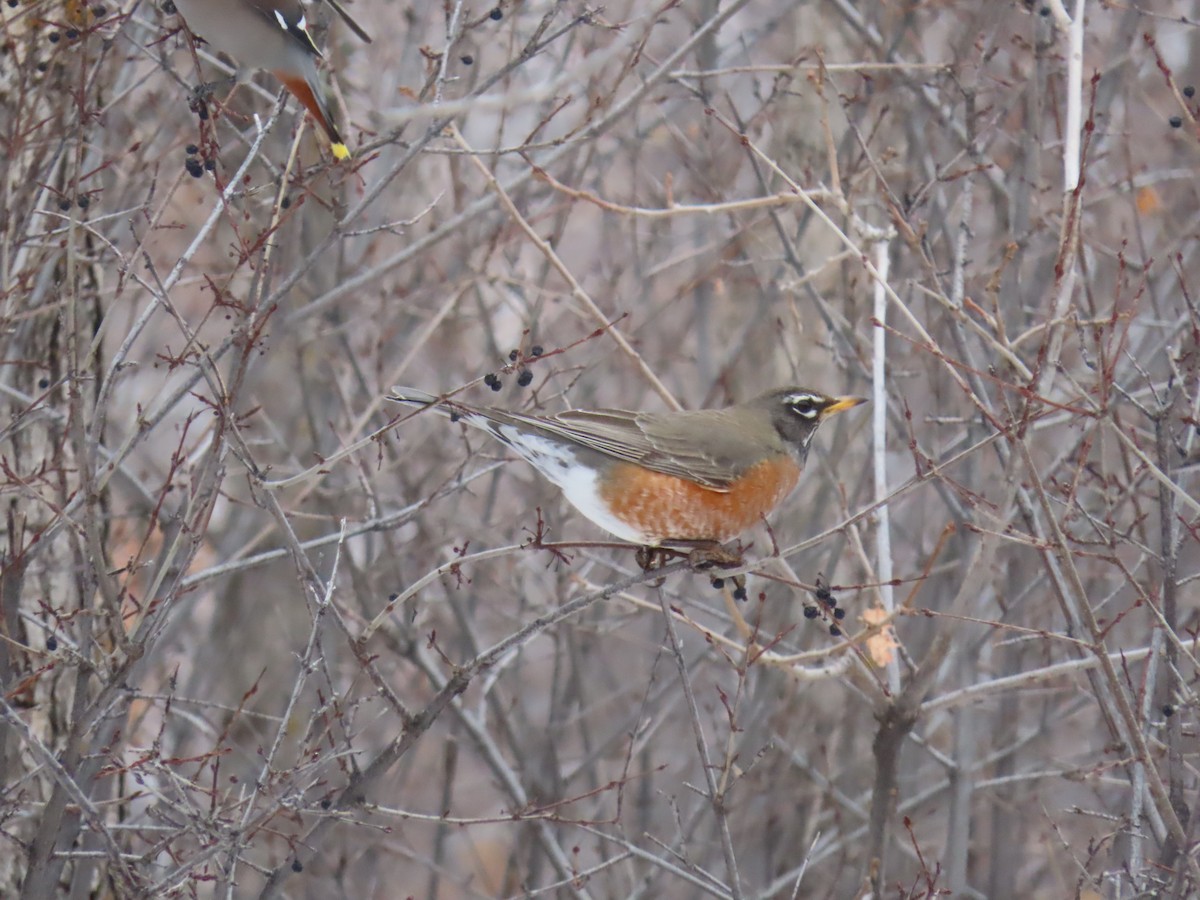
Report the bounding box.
[173,0,370,160]
[390,386,866,550]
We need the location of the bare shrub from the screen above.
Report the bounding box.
[1,0,1197,897]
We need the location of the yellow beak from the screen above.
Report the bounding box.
[822,396,868,417]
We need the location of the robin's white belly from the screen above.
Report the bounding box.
[493,426,656,545]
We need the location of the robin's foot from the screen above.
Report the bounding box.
[686,543,743,569]
[635,545,666,571]
[635,545,675,587]
[637,544,712,571]
[684,543,747,600]
[634,544,746,597]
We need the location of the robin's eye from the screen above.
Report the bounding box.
[788,395,820,419]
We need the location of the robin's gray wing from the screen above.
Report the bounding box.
[532,408,781,490]
[389,391,777,490]
[388,393,657,468]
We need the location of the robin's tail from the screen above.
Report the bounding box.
[390,388,478,427]
[389,387,441,407]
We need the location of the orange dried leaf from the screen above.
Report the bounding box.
[860,606,899,667]
[1135,186,1161,215]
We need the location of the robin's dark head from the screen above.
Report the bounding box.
[753,388,867,459]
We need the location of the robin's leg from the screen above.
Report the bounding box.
[635,545,676,588]
[686,543,742,568]
[635,545,664,571]
[683,542,748,601]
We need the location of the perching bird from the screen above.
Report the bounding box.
[390,387,866,547]
[173,0,370,160]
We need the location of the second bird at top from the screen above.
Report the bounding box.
[173,0,370,160]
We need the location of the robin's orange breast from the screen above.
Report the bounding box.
[596,455,801,545]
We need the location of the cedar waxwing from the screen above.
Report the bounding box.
[173,0,370,160]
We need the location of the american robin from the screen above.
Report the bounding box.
[173,0,371,160]
[390,386,866,547]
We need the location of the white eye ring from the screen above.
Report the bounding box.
[788,394,820,418]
